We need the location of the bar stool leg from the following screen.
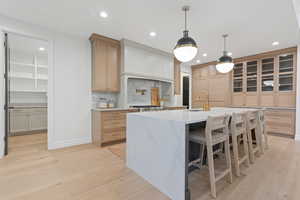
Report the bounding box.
[224,139,233,183]
[242,130,250,167]
[247,128,255,164]
[254,127,262,156]
[231,133,240,176]
[206,144,217,198]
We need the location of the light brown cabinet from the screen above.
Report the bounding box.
[192,65,231,108]
[174,58,181,95]
[92,109,138,146]
[265,109,295,138]
[90,34,120,92]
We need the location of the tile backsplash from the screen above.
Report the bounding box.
[92,92,118,108]
[127,78,172,106]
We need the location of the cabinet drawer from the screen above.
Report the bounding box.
[103,119,126,129]
[102,112,126,120]
[265,110,295,136]
[102,127,125,143]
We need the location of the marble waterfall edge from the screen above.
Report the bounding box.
[126,113,186,200]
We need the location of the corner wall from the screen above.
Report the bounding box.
[295,45,300,140]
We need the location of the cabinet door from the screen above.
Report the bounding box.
[209,76,229,105]
[106,43,120,92]
[174,58,181,95]
[92,39,107,92]
[10,109,30,133]
[29,108,47,131]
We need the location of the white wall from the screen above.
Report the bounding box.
[0,31,4,158]
[0,14,91,153]
[296,45,300,140]
[292,0,300,140]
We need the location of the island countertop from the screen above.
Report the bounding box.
[128,107,257,124]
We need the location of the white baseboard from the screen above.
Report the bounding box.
[294,134,300,141]
[48,136,91,150]
[0,139,4,159]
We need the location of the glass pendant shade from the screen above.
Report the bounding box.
[173,6,198,63]
[174,31,198,62]
[216,34,234,73]
[216,53,234,73]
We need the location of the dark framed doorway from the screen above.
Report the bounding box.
[182,75,189,108]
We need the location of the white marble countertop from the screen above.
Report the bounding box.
[229,106,295,110]
[92,108,138,112]
[128,107,257,124]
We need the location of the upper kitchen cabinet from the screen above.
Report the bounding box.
[90,34,120,92]
[174,58,181,95]
[192,64,231,108]
[231,47,297,108]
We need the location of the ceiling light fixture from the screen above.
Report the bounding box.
[202,53,207,57]
[272,41,279,46]
[99,11,108,18]
[149,32,157,37]
[39,47,45,51]
[216,34,234,73]
[173,6,198,63]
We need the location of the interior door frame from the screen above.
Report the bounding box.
[0,27,54,153]
[4,33,9,155]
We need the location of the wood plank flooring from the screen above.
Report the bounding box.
[1,134,300,200]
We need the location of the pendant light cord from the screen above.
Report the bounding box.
[223,34,228,54]
[185,8,187,31]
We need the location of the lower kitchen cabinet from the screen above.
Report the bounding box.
[265,109,295,138]
[92,109,138,146]
[10,107,48,135]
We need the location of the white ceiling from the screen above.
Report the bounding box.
[0,0,299,64]
[8,33,48,55]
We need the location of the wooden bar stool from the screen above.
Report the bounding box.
[189,115,232,198]
[245,111,261,163]
[258,109,269,153]
[230,112,250,176]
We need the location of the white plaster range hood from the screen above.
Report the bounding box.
[120,39,174,82]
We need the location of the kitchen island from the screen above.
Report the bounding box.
[126,107,257,200]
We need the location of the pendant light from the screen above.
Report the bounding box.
[173,6,198,63]
[216,34,234,73]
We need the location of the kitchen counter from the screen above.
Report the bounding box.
[128,107,256,124]
[229,106,296,111]
[92,108,138,112]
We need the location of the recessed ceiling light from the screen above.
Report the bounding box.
[227,52,232,56]
[196,60,200,63]
[202,53,207,57]
[99,11,108,18]
[39,47,45,51]
[149,32,157,37]
[272,41,279,46]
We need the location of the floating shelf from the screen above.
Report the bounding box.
[10,90,47,93]
[11,62,48,69]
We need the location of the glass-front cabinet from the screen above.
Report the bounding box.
[231,49,296,108]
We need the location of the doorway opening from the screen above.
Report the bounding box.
[4,32,48,155]
[182,74,190,109]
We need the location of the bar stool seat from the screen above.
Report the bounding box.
[190,129,228,145]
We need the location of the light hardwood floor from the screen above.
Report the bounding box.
[1,134,300,200]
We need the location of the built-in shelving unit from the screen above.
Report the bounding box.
[9,50,48,93]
